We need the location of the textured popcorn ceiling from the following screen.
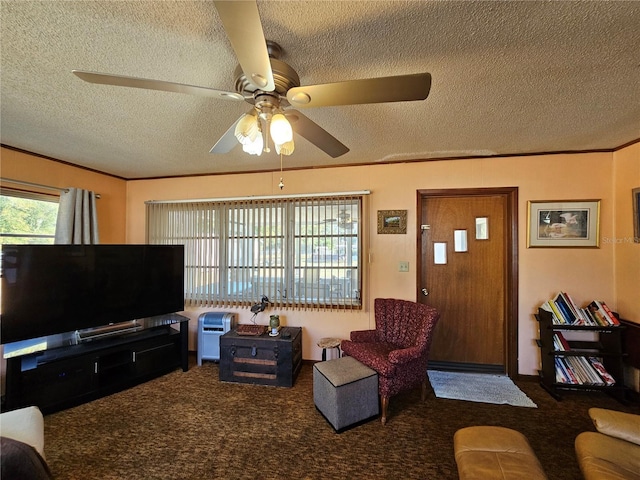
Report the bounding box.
[1,0,639,179]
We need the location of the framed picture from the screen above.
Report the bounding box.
[527,200,600,248]
[377,210,407,234]
[633,187,640,243]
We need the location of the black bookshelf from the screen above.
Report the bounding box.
[535,308,627,403]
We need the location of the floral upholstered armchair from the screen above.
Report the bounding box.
[341,298,440,424]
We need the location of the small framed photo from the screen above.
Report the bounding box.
[633,187,640,243]
[377,210,407,234]
[527,200,600,248]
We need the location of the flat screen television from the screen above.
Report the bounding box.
[1,244,184,345]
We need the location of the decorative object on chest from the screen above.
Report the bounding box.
[269,315,281,336]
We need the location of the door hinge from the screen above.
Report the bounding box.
[421,225,430,231]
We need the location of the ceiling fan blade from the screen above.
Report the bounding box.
[287,73,431,108]
[72,70,245,101]
[285,110,349,158]
[214,1,275,92]
[210,115,244,153]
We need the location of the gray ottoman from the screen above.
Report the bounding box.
[313,356,379,431]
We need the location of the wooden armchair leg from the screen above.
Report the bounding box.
[381,396,389,425]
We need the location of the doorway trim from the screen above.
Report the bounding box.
[417,187,519,377]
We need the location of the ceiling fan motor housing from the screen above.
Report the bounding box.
[233,41,300,100]
[234,42,301,117]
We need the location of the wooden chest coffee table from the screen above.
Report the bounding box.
[219,326,302,387]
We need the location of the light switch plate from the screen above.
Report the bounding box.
[399,261,409,272]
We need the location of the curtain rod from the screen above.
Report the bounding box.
[145,190,371,205]
[1,178,101,199]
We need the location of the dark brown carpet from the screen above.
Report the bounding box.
[43,357,638,480]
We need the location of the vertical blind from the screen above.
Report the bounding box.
[146,194,363,310]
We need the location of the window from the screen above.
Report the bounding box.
[0,189,59,244]
[147,194,363,310]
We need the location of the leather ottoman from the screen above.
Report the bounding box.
[454,426,548,480]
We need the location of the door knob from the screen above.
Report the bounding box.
[421,288,429,296]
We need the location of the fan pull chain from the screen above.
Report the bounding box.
[279,152,284,190]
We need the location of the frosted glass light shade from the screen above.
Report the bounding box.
[242,132,263,155]
[275,139,295,156]
[270,113,293,144]
[235,113,259,145]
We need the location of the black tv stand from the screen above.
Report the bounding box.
[3,314,189,414]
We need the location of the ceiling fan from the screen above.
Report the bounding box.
[72,1,432,159]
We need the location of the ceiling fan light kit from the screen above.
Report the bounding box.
[239,116,264,156]
[71,1,431,161]
[234,109,294,157]
[242,133,264,156]
[275,140,295,156]
[235,112,260,145]
[270,113,293,144]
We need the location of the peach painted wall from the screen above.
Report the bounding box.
[2,146,636,385]
[1,147,127,243]
[612,142,640,323]
[126,151,625,375]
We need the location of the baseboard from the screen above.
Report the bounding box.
[428,361,505,374]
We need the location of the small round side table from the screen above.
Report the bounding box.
[317,337,342,361]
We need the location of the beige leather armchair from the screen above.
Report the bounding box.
[575,408,640,480]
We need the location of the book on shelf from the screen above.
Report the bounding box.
[562,357,582,384]
[588,357,616,386]
[579,356,606,385]
[553,355,617,387]
[555,357,571,383]
[553,332,571,351]
[563,292,588,325]
[565,358,582,385]
[553,334,562,351]
[541,301,564,324]
[581,307,602,326]
[555,357,578,384]
[565,356,605,385]
[564,356,586,384]
[586,303,609,326]
[540,293,622,327]
[553,354,614,387]
[595,300,620,326]
[587,301,620,326]
[554,293,578,324]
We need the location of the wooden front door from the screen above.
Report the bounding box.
[418,188,518,374]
